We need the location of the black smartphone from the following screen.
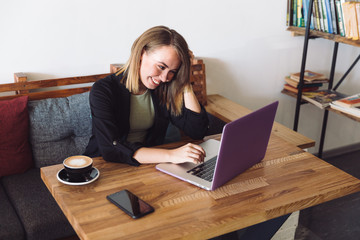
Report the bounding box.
[106,189,154,219]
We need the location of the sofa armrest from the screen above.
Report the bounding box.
[14,72,29,94]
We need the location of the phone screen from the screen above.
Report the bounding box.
[107,189,154,219]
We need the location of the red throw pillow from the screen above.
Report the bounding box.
[0,96,33,176]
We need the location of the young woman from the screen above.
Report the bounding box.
[84,26,209,166]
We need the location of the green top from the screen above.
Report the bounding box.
[126,90,155,143]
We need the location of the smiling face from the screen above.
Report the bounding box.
[139,45,181,93]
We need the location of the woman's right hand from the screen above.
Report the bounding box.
[168,143,206,164]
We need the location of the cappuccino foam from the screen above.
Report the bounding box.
[64,156,92,169]
[68,158,87,167]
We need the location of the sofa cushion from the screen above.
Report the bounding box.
[0,96,33,177]
[1,168,75,240]
[28,92,92,168]
[0,183,25,240]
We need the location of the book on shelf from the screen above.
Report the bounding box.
[335,0,346,36]
[330,102,360,117]
[294,0,298,26]
[298,0,305,27]
[342,2,359,40]
[287,0,291,26]
[330,0,339,34]
[314,0,325,32]
[284,76,324,88]
[284,84,320,94]
[301,89,348,109]
[287,0,360,39]
[287,0,297,26]
[313,0,321,30]
[321,0,330,32]
[325,0,334,33]
[355,3,360,38]
[332,93,360,107]
[303,0,315,28]
[290,70,327,82]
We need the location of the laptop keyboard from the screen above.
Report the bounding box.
[187,156,217,182]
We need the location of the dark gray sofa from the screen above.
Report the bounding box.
[0,92,91,240]
[0,90,225,240]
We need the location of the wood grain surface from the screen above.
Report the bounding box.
[41,134,360,240]
[205,94,315,149]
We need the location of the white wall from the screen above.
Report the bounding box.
[2,0,360,154]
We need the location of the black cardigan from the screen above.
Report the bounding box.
[84,73,209,166]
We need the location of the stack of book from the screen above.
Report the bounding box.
[282,70,328,94]
[286,0,360,39]
[330,93,360,117]
[282,70,348,109]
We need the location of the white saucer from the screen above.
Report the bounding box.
[57,167,100,186]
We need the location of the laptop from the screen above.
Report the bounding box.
[156,101,279,191]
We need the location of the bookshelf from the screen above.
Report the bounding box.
[285,0,360,158]
[287,26,360,47]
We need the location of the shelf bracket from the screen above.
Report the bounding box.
[333,53,360,91]
[317,42,339,158]
[318,50,360,158]
[293,0,315,131]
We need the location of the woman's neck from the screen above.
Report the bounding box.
[135,82,147,95]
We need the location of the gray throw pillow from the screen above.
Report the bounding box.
[28,92,92,168]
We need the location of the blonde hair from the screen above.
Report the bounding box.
[117,26,191,116]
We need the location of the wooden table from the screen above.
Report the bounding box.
[41,134,360,240]
[205,94,315,149]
